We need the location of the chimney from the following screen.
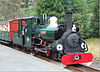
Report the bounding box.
[66,10,73,31]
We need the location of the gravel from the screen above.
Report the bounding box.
[90,58,100,70]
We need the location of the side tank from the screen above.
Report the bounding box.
[34,16,62,40]
[34,25,58,40]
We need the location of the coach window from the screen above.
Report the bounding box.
[34,19,40,26]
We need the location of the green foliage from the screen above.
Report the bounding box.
[36,0,67,24]
[0,0,20,19]
[89,0,99,38]
[0,0,36,20]
[36,0,99,38]
[19,8,37,17]
[24,0,29,8]
[72,0,91,38]
[0,0,99,38]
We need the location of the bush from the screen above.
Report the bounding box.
[36,0,67,24]
[36,0,99,38]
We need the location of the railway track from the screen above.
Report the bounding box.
[28,54,100,72]
[0,42,100,72]
[65,64,100,72]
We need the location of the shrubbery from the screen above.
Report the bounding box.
[0,0,99,38]
[36,0,99,38]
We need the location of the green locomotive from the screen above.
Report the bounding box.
[0,13,93,65]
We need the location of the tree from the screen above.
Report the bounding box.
[0,0,21,19]
[36,0,67,24]
[0,0,99,38]
[72,0,91,38]
[0,0,37,20]
[20,0,37,17]
[36,0,99,38]
[90,0,99,38]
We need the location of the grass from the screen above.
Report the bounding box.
[86,38,100,58]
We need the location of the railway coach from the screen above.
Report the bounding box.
[0,20,11,42]
[0,16,49,49]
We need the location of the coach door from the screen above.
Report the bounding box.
[22,20,27,46]
[24,19,32,48]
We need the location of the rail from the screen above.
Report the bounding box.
[65,64,100,72]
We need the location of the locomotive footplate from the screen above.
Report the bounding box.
[61,53,93,65]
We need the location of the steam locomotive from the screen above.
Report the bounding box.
[0,11,93,65]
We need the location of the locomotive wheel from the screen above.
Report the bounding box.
[22,47,27,51]
[29,50,36,56]
[52,53,61,60]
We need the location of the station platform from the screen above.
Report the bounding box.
[0,44,70,71]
